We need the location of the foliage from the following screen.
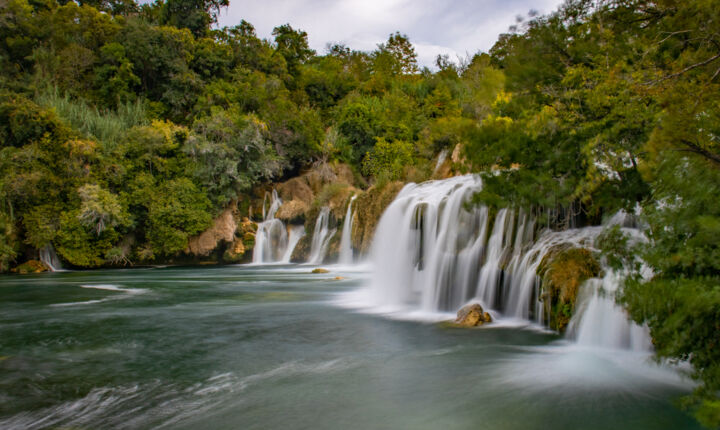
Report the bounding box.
[362,138,415,180]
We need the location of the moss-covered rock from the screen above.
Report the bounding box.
[311,268,329,273]
[276,199,309,224]
[537,246,601,332]
[223,217,258,263]
[352,181,405,253]
[14,260,49,274]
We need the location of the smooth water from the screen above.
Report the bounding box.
[0,266,698,429]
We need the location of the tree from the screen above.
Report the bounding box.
[160,0,229,38]
[272,24,314,80]
[375,32,418,75]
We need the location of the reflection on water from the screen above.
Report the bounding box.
[0,266,699,429]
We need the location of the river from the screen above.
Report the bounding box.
[0,265,699,429]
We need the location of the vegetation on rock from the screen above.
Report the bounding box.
[537,246,601,332]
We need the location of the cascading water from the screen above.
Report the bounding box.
[281,226,305,263]
[253,190,304,264]
[567,270,652,351]
[307,207,336,265]
[338,195,357,265]
[39,244,63,272]
[360,174,651,351]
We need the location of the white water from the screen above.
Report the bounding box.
[40,244,63,272]
[338,195,357,265]
[253,190,304,264]
[281,226,306,263]
[308,207,336,265]
[355,174,651,352]
[51,284,148,307]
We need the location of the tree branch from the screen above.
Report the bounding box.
[644,53,720,85]
[677,139,720,166]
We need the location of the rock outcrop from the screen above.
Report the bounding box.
[352,181,405,253]
[276,199,309,224]
[187,207,237,257]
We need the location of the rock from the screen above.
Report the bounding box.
[311,268,330,274]
[186,207,236,257]
[15,260,49,274]
[352,181,405,253]
[454,303,492,327]
[243,231,255,241]
[276,199,309,223]
[333,276,345,280]
[240,217,257,232]
[333,163,355,185]
[277,176,315,205]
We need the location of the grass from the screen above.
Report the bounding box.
[35,87,148,150]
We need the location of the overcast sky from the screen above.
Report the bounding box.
[217,0,565,68]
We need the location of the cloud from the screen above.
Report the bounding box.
[217,0,565,68]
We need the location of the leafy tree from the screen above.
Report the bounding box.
[375,32,418,75]
[160,0,228,37]
[362,137,414,180]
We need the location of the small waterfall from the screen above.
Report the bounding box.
[39,244,62,272]
[433,149,448,174]
[308,207,336,265]
[253,190,304,264]
[361,174,651,352]
[567,271,652,351]
[281,226,305,263]
[475,208,514,310]
[338,195,357,265]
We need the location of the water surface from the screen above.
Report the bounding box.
[0,266,698,429]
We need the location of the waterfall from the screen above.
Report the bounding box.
[433,149,448,174]
[566,270,652,351]
[281,226,305,263]
[338,195,357,265]
[308,207,336,265]
[361,174,651,351]
[253,190,304,264]
[39,244,62,272]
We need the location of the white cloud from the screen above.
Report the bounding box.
[217,0,565,68]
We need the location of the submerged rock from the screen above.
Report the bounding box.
[454,303,493,327]
[311,268,330,274]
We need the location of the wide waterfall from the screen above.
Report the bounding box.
[308,207,336,264]
[338,195,357,265]
[361,174,651,351]
[253,190,304,264]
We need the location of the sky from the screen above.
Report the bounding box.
[217,0,566,69]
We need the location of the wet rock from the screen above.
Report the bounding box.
[454,303,492,327]
[333,276,345,281]
[311,268,330,274]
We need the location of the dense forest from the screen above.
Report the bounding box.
[0,0,718,426]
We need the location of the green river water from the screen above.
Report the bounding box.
[0,265,701,429]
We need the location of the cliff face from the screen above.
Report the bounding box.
[184,163,409,265]
[186,207,237,257]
